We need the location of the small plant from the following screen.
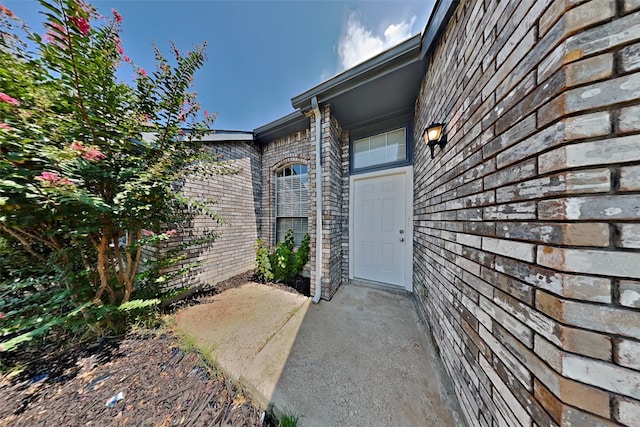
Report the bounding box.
[264,405,301,427]
[278,412,301,427]
[254,231,309,284]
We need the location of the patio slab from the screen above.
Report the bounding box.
[175,282,464,426]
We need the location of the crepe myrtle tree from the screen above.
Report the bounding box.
[0,0,224,350]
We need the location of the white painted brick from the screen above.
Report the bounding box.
[479,353,532,426]
[616,397,640,426]
[493,292,561,346]
[620,280,640,308]
[538,246,640,278]
[482,237,534,262]
[626,0,640,12]
[620,164,640,191]
[462,294,492,330]
[534,334,562,372]
[565,0,616,37]
[566,52,614,86]
[620,224,640,248]
[617,338,640,370]
[563,111,611,140]
[563,354,640,399]
[484,202,536,220]
[622,41,640,72]
[566,11,640,59]
[480,296,533,347]
[495,256,612,302]
[539,136,640,174]
[565,72,640,113]
[457,232,482,248]
[619,104,640,133]
[538,195,640,220]
[554,297,640,340]
[457,255,482,276]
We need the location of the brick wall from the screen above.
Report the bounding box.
[413,1,640,426]
[259,129,311,245]
[163,140,261,290]
[308,106,346,299]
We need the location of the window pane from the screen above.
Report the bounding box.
[352,127,406,170]
[276,217,308,246]
[275,163,308,245]
[369,134,386,165]
[353,139,370,168]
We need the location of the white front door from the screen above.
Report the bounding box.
[352,170,408,288]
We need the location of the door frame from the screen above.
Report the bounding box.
[349,165,414,292]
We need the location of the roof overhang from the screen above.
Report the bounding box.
[253,110,310,145]
[254,0,458,140]
[291,34,424,130]
[200,131,254,142]
[421,0,459,60]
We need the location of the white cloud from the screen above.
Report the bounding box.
[338,13,417,71]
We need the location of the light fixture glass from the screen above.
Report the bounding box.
[423,122,447,159]
[426,124,443,143]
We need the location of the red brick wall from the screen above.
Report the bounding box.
[413,0,640,425]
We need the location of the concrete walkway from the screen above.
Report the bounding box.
[175,282,464,426]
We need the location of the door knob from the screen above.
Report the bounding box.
[399,237,405,242]
[399,229,405,234]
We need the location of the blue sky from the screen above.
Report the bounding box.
[4,0,434,131]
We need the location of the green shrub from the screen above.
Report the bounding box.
[255,231,309,284]
[0,1,221,351]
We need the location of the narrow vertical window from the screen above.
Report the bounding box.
[275,164,308,245]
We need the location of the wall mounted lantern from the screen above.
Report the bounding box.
[423,122,447,159]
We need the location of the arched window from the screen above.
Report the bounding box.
[275,163,308,245]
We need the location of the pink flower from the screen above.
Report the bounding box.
[0,5,14,18]
[69,141,85,152]
[83,147,106,161]
[57,177,73,185]
[70,16,90,36]
[36,171,60,182]
[35,172,74,187]
[143,230,154,237]
[0,92,19,106]
[166,229,177,236]
[123,55,132,64]
[0,123,11,130]
[45,22,68,47]
[112,8,123,24]
[137,68,147,77]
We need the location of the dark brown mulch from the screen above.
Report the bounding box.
[0,332,264,426]
[0,270,310,426]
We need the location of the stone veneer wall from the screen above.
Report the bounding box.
[163,140,261,290]
[259,129,310,246]
[413,1,640,426]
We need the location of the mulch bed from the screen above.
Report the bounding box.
[0,271,310,426]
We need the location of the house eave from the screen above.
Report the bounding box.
[291,34,422,113]
[200,131,255,142]
[253,110,310,145]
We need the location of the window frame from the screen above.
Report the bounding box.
[274,163,309,246]
[349,120,413,175]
